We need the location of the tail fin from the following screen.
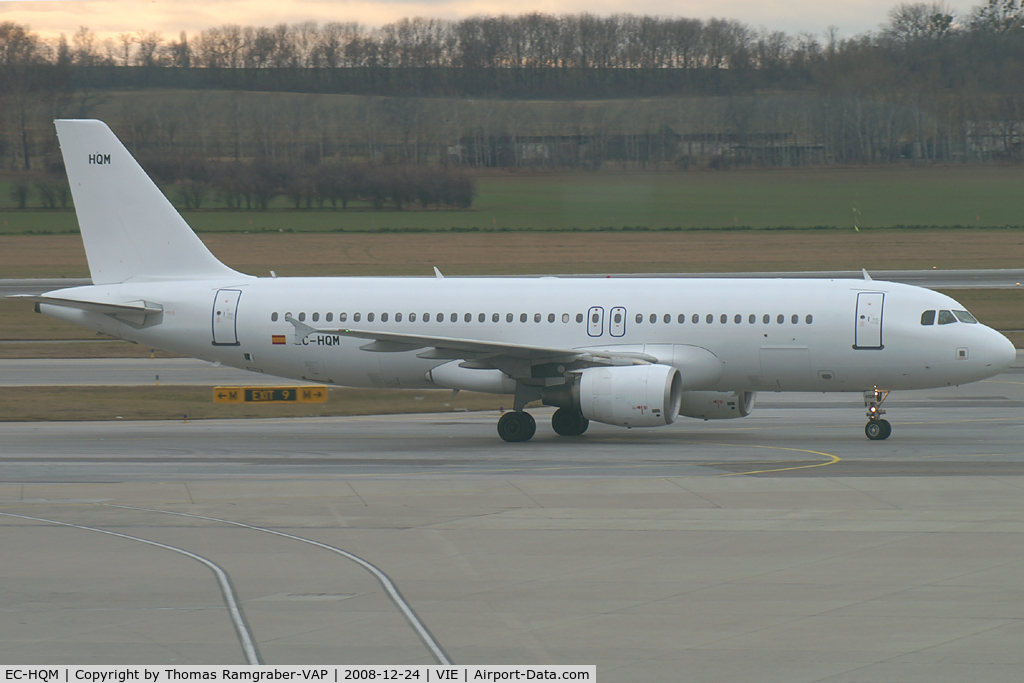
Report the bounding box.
[55,119,242,285]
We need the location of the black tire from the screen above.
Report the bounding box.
[551,408,589,437]
[498,411,535,443]
[879,419,892,439]
[865,420,885,440]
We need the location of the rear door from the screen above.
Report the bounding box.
[212,289,242,346]
[854,292,884,349]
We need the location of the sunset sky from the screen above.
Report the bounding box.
[1,1,985,41]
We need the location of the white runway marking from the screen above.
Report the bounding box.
[0,511,261,665]
[108,504,453,665]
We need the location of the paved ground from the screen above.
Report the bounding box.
[1,359,1024,679]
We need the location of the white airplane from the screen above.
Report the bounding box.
[13,120,1017,442]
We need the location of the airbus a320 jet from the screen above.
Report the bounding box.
[13,120,1017,442]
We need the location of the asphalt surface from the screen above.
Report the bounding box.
[2,359,1024,677]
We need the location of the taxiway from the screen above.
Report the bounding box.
[1,360,1023,679]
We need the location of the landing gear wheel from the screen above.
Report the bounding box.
[498,411,536,443]
[865,419,892,441]
[551,408,589,437]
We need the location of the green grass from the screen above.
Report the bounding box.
[4,166,1024,234]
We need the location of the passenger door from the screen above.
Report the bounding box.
[212,289,242,346]
[854,292,884,350]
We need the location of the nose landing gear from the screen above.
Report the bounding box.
[864,388,892,440]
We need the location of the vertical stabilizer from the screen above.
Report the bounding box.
[55,119,242,285]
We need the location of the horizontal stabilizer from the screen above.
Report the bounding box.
[14,293,163,328]
[12,294,163,316]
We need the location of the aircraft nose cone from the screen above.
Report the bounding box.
[989,332,1018,373]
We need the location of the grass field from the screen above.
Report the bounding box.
[4,166,1024,233]
[3,228,1024,280]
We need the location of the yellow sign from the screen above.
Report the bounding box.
[213,386,328,404]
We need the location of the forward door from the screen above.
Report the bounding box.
[854,292,884,350]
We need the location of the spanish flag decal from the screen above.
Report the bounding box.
[272,335,286,345]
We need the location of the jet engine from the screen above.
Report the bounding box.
[544,364,684,428]
[677,390,756,420]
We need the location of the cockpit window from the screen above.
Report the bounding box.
[953,310,978,324]
[920,310,935,325]
[938,310,957,325]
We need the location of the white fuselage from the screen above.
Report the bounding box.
[40,276,1016,394]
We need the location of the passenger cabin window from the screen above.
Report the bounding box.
[921,310,936,325]
[353,313,361,322]
[340,313,348,322]
[938,310,957,325]
[636,314,643,324]
[271,312,278,322]
[381,313,389,322]
[367,312,375,322]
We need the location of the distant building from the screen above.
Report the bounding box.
[966,121,1024,160]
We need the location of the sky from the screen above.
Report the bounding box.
[0,0,987,42]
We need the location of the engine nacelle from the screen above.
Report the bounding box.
[677,391,756,420]
[572,364,683,428]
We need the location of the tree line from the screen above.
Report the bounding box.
[5,2,1024,177]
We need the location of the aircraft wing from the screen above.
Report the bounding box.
[286,315,656,379]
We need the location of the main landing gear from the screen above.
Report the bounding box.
[497,408,590,442]
[497,411,536,442]
[864,388,892,441]
[551,407,589,437]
